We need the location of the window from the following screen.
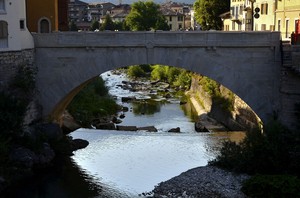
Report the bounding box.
[0,0,5,12]
[169,16,172,22]
[40,19,50,33]
[232,21,235,31]
[261,3,268,15]
[261,24,266,31]
[178,16,183,21]
[286,19,289,38]
[0,20,8,48]
[278,19,281,31]
[20,20,25,30]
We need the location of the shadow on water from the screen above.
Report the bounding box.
[2,156,125,198]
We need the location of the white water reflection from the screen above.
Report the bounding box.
[71,129,213,196]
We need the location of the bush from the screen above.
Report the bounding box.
[242,175,300,198]
[210,120,300,176]
[0,92,27,137]
[67,77,119,127]
[127,65,146,78]
[151,65,167,81]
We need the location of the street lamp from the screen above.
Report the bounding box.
[249,0,255,31]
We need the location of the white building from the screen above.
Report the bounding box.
[0,0,34,52]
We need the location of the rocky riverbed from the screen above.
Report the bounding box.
[147,165,249,198]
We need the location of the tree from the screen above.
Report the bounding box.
[100,15,115,31]
[90,20,100,31]
[69,21,78,31]
[125,1,169,31]
[194,0,230,30]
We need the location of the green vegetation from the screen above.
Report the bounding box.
[100,15,115,31]
[150,65,192,89]
[67,77,119,128]
[127,65,147,78]
[194,0,230,30]
[125,1,169,31]
[198,76,234,113]
[241,175,300,198]
[90,20,100,31]
[210,120,300,176]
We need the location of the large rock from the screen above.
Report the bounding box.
[95,122,116,130]
[195,121,209,132]
[61,111,81,134]
[71,139,89,151]
[168,127,181,133]
[116,125,138,131]
[35,123,64,141]
[138,126,158,132]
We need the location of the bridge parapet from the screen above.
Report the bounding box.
[32,31,280,48]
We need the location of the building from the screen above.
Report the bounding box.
[0,0,33,51]
[26,0,69,33]
[110,4,130,23]
[275,0,300,40]
[161,2,187,31]
[253,0,275,31]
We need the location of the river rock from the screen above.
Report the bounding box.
[71,139,89,151]
[121,96,136,102]
[195,121,209,132]
[168,127,181,133]
[35,123,64,141]
[137,126,158,132]
[95,122,116,130]
[61,111,81,134]
[116,125,138,131]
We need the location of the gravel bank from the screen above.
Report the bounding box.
[151,166,250,198]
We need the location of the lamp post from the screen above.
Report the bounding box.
[249,0,255,31]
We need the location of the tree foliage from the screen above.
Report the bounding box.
[125,1,169,31]
[100,15,115,31]
[90,20,100,31]
[194,0,230,30]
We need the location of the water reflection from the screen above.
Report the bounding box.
[131,100,161,115]
[2,156,125,198]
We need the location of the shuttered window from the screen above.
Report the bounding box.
[261,3,268,15]
[0,0,5,12]
[0,20,8,38]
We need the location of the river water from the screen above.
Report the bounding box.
[69,71,245,197]
[3,71,244,198]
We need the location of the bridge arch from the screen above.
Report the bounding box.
[33,31,282,124]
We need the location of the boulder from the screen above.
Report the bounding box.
[195,121,209,132]
[71,139,89,151]
[95,122,116,130]
[137,126,158,132]
[116,125,138,131]
[168,127,181,133]
[61,111,81,134]
[121,96,136,102]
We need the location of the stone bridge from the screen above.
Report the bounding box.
[33,31,282,125]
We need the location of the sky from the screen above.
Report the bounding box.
[82,0,195,5]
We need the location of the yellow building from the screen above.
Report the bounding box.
[26,0,58,33]
[275,0,300,40]
[253,0,276,31]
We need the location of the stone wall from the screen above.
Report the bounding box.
[0,49,35,91]
[189,74,260,131]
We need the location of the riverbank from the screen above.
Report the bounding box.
[150,165,249,198]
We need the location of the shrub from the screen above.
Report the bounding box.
[210,120,300,176]
[173,70,191,89]
[151,65,167,81]
[127,65,146,78]
[67,77,119,127]
[242,175,300,198]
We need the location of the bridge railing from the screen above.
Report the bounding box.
[32,31,281,49]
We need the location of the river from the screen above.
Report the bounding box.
[3,70,244,198]
[70,71,245,197]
